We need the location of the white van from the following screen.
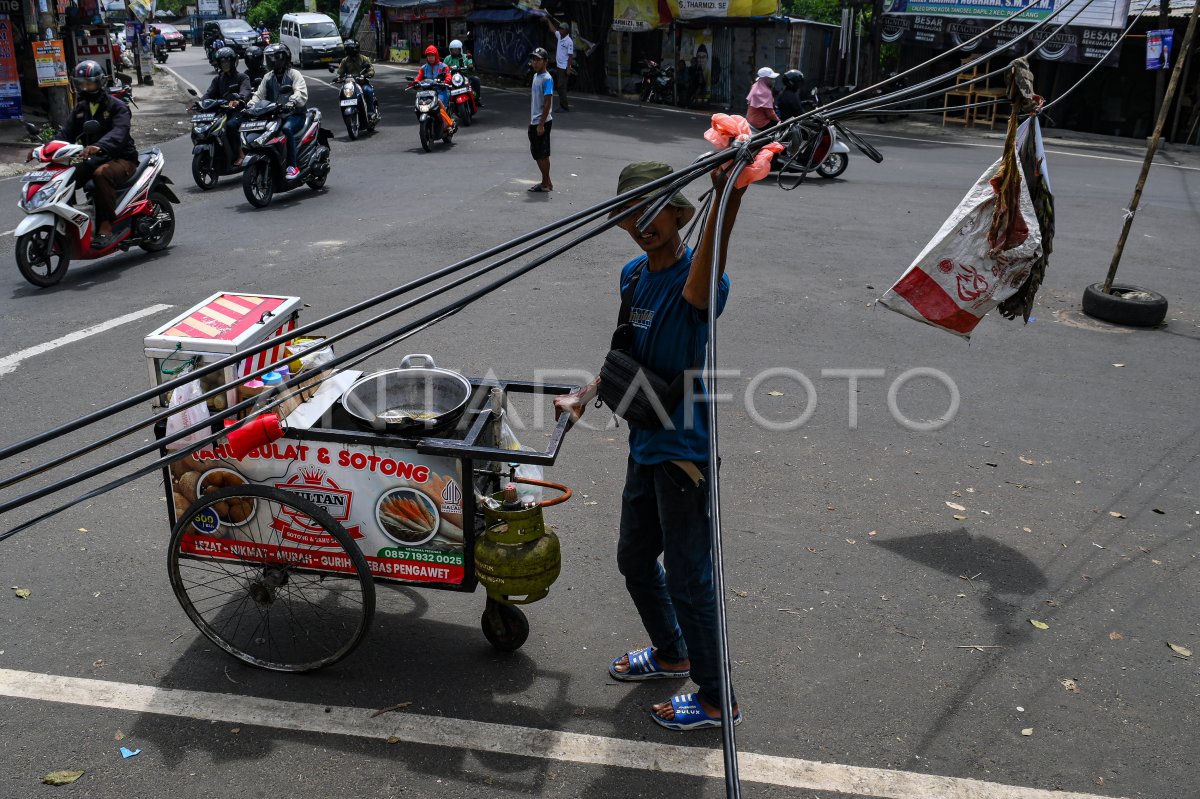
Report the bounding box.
[280,12,344,69]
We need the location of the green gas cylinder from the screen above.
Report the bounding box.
[475,483,562,605]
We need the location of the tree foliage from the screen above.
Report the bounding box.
[782,0,843,25]
[246,0,340,34]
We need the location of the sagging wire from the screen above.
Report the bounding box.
[0,189,674,538]
[705,151,753,798]
[0,152,740,468]
[0,155,737,497]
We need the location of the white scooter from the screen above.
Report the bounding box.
[15,120,178,287]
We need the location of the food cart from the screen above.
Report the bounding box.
[147,293,576,672]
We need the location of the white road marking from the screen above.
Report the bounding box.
[0,667,1124,799]
[862,131,1200,172]
[1,228,15,236]
[0,304,173,378]
[159,64,202,97]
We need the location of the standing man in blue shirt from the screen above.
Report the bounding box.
[527,47,554,192]
[555,161,747,730]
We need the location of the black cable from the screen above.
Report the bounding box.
[0,188,662,493]
[706,152,751,799]
[0,153,738,465]
[0,192,644,538]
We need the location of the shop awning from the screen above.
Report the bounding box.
[465,8,536,23]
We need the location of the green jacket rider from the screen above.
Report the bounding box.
[445,39,482,106]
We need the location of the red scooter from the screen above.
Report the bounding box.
[15,121,179,287]
[448,66,477,126]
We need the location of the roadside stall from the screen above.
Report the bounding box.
[145,292,576,672]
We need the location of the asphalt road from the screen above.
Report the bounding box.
[0,47,1197,799]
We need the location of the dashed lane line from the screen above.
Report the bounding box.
[0,304,173,378]
[0,667,1125,799]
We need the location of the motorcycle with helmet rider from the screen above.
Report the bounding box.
[240,43,332,207]
[243,45,267,90]
[187,46,252,188]
[444,39,482,108]
[330,39,380,138]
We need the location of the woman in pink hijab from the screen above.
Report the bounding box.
[746,66,781,130]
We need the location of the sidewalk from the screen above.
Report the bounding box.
[0,67,194,178]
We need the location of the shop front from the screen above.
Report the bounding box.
[375,0,471,63]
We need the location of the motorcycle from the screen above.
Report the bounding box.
[407,78,456,152]
[186,88,246,189]
[153,42,168,63]
[239,92,333,208]
[447,66,477,127]
[327,63,380,140]
[109,77,136,108]
[15,121,179,288]
[638,60,674,104]
[774,89,852,179]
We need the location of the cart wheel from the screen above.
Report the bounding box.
[168,484,375,672]
[481,598,529,652]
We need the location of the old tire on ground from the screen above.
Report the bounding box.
[168,484,376,672]
[481,599,528,652]
[1081,282,1168,327]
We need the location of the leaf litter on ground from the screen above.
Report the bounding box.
[43,771,84,786]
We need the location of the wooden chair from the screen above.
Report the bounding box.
[942,59,979,127]
[972,61,1006,129]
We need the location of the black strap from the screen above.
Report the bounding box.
[608,259,704,414]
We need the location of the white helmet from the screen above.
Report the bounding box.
[449,39,462,53]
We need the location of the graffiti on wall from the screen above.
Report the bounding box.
[474,21,537,76]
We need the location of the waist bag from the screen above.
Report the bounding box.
[598,263,698,429]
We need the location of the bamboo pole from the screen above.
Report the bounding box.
[1102,0,1200,293]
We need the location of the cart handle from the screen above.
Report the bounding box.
[511,477,571,507]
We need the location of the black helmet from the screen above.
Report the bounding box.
[782,69,806,91]
[216,46,237,73]
[72,59,106,101]
[344,39,359,58]
[264,43,290,74]
[244,45,264,70]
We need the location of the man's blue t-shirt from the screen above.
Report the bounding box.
[618,246,730,465]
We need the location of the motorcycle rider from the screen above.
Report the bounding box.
[443,38,481,107]
[152,26,168,60]
[243,45,267,86]
[412,44,455,131]
[55,60,139,247]
[252,43,308,180]
[335,39,377,116]
[200,46,252,165]
[777,69,808,122]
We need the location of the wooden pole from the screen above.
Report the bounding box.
[1102,0,1200,293]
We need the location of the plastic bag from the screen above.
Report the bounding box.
[878,118,1046,339]
[500,419,543,504]
[164,368,211,452]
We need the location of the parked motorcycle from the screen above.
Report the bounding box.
[448,66,477,127]
[327,63,380,140]
[239,93,333,208]
[186,88,245,189]
[109,77,136,108]
[15,121,179,288]
[407,78,456,152]
[638,60,674,104]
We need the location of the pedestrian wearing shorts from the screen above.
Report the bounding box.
[528,47,554,193]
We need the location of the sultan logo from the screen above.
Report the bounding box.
[272,466,363,548]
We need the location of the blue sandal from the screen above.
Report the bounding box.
[651,693,743,731]
[609,647,689,682]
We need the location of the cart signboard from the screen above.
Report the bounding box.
[176,438,468,586]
